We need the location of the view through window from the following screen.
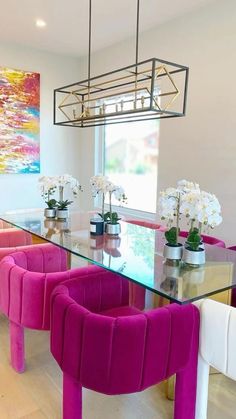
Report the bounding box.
[104,120,159,213]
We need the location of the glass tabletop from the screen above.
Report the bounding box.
[1,210,235,305]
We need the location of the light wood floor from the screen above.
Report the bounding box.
[0,313,236,419]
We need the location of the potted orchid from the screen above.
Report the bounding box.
[184,227,205,265]
[159,179,223,265]
[90,174,109,219]
[90,175,127,235]
[158,186,183,261]
[38,176,58,218]
[181,189,222,265]
[90,174,109,234]
[38,174,82,220]
[158,180,201,261]
[104,182,127,235]
[56,174,82,219]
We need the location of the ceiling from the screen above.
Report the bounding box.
[1,0,216,57]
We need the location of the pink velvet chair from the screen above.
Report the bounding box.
[179,231,226,248]
[0,228,31,246]
[0,243,105,373]
[228,245,236,251]
[0,228,32,260]
[0,220,14,229]
[51,272,200,419]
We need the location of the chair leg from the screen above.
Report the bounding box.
[63,373,82,419]
[174,311,199,419]
[9,320,25,373]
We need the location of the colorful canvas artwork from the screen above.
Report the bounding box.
[0,67,40,173]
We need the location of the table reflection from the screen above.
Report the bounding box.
[159,259,234,302]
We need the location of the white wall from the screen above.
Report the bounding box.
[77,0,236,245]
[0,43,83,212]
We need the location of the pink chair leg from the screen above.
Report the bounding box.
[63,373,82,419]
[10,320,25,373]
[174,312,199,419]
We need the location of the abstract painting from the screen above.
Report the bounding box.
[0,67,40,173]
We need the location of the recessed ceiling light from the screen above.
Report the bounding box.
[36,19,47,28]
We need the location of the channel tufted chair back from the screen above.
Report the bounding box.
[0,243,104,373]
[0,220,14,229]
[0,244,67,330]
[0,228,32,261]
[51,273,200,419]
[195,299,236,419]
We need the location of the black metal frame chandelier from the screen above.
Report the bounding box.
[53,0,189,128]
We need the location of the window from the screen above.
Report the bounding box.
[104,120,159,213]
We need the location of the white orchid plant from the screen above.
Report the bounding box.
[38,176,58,209]
[158,179,222,249]
[57,174,82,210]
[90,174,127,224]
[38,174,82,210]
[90,174,109,216]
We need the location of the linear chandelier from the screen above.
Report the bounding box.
[53,0,189,128]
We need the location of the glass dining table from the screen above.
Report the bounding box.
[0,209,235,306]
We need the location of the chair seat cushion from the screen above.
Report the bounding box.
[100,305,141,317]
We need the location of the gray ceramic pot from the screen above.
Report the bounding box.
[183,247,205,266]
[163,243,183,261]
[44,208,56,218]
[56,209,69,220]
[105,223,121,235]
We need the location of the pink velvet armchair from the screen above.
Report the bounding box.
[0,220,14,229]
[0,228,32,260]
[0,243,106,373]
[51,272,200,419]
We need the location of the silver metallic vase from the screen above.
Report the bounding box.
[105,223,121,235]
[163,243,183,261]
[183,247,205,266]
[56,209,69,220]
[44,208,56,218]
